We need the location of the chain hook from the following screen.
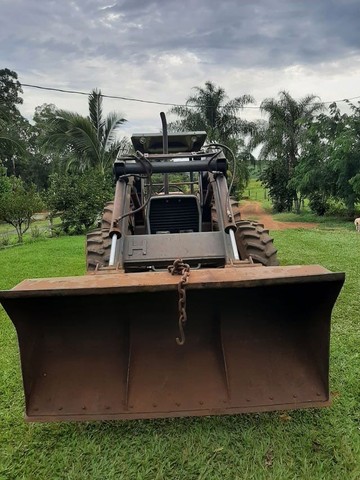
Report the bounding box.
[168,259,190,346]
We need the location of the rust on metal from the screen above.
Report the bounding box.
[167,259,191,345]
[0,265,343,297]
[0,265,344,422]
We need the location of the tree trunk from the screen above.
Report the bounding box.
[15,225,22,243]
[292,193,301,214]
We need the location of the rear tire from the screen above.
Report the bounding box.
[86,229,111,271]
[211,197,241,229]
[235,220,279,266]
[86,202,113,271]
[101,201,114,231]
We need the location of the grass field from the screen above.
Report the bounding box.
[242,178,273,211]
[242,179,359,228]
[0,233,359,480]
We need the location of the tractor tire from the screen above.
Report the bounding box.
[235,220,279,266]
[101,201,114,231]
[86,202,113,271]
[212,197,241,229]
[230,198,241,223]
[86,229,111,271]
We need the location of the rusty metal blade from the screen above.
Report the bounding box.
[0,266,344,422]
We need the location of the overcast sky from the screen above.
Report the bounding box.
[1,0,360,136]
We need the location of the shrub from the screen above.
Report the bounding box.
[0,232,11,247]
[47,170,113,234]
[308,193,329,216]
[0,176,43,243]
[30,225,43,240]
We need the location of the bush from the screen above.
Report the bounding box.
[326,198,349,217]
[260,159,293,212]
[308,193,329,216]
[47,170,113,234]
[0,176,43,243]
[30,225,43,239]
[0,232,10,247]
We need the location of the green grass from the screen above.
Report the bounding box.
[272,211,355,230]
[0,217,62,246]
[242,180,358,229]
[242,178,272,210]
[0,233,360,479]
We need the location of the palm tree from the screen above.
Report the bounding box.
[169,82,255,196]
[45,89,127,175]
[0,106,25,173]
[253,91,324,212]
[169,81,254,145]
[255,90,323,169]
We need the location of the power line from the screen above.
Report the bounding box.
[22,83,191,107]
[323,95,360,104]
[21,82,360,109]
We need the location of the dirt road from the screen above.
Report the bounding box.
[240,201,318,230]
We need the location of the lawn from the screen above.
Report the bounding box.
[241,179,359,229]
[0,216,62,247]
[242,178,272,211]
[0,233,359,480]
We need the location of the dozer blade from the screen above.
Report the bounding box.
[0,265,344,422]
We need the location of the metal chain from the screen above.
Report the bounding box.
[167,259,190,346]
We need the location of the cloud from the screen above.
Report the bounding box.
[3,0,360,69]
[1,0,360,129]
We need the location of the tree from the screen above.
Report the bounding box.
[0,69,38,181]
[293,102,360,216]
[326,102,360,216]
[169,81,254,143]
[169,81,254,196]
[0,176,43,243]
[46,170,113,234]
[290,115,334,215]
[260,158,293,212]
[0,165,11,195]
[0,69,27,171]
[255,91,324,212]
[0,68,23,116]
[0,106,25,155]
[44,89,127,175]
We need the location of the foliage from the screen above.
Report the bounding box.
[0,164,10,195]
[0,70,50,189]
[349,173,360,196]
[326,102,360,216]
[0,104,26,170]
[46,170,113,234]
[260,158,292,212]
[169,81,254,197]
[44,89,127,175]
[0,69,27,171]
[0,232,10,247]
[0,176,43,242]
[255,91,324,212]
[169,81,254,142]
[293,102,360,216]
[0,68,23,115]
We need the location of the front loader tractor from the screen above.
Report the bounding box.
[0,113,344,422]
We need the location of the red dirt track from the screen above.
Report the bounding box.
[240,201,318,230]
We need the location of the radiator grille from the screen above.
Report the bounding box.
[148,196,200,234]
